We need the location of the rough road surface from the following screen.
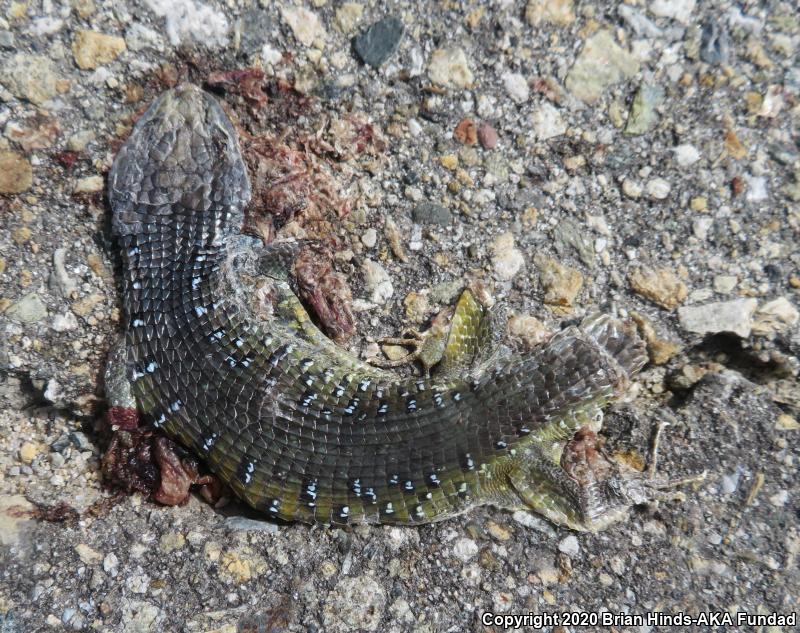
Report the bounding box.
[1,1,798,631]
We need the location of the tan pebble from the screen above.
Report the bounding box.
[628,266,688,310]
[535,255,583,309]
[630,312,682,365]
[74,543,103,565]
[0,151,33,194]
[526,0,576,26]
[73,175,104,193]
[19,441,41,464]
[403,292,430,323]
[11,227,32,245]
[334,3,363,34]
[491,232,525,281]
[507,314,551,349]
[159,531,186,553]
[690,196,707,212]
[521,207,538,227]
[776,414,799,431]
[486,521,512,541]
[72,30,126,70]
[320,560,338,578]
[72,0,96,19]
[219,550,252,584]
[622,179,642,199]
[440,154,459,170]
[564,154,586,171]
[86,253,108,278]
[465,6,485,28]
[724,130,747,159]
[71,293,104,317]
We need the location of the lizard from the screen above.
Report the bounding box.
[105,84,698,531]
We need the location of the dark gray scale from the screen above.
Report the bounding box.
[331,504,351,525]
[236,458,257,486]
[299,478,319,508]
[198,432,219,454]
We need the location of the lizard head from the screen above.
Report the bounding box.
[109,83,251,242]
[561,427,705,532]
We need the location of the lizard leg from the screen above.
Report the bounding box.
[228,238,356,345]
[435,288,504,379]
[507,424,706,532]
[104,337,139,430]
[102,339,226,506]
[369,288,507,379]
[370,325,450,377]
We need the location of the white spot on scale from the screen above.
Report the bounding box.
[194,306,207,317]
[201,434,218,452]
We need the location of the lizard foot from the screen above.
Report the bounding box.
[370,323,450,378]
[507,422,707,532]
[369,288,503,379]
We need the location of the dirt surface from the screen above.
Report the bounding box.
[1,1,798,631]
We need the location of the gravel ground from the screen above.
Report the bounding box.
[1,1,799,631]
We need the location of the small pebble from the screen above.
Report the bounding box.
[673,144,701,167]
[451,537,479,562]
[361,228,378,248]
[412,201,451,226]
[477,122,497,149]
[353,16,404,68]
[558,535,580,557]
[678,298,758,338]
[700,21,730,65]
[502,71,529,103]
[646,178,671,200]
[453,118,477,146]
[622,179,643,199]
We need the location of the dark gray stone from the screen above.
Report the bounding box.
[69,431,93,451]
[353,16,404,68]
[239,9,272,57]
[0,30,14,49]
[700,21,730,66]
[412,202,451,226]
